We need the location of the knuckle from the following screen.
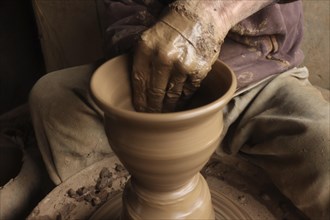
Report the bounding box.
[157,54,173,67]
[154,45,176,65]
[166,92,181,103]
[148,88,166,98]
[132,71,144,80]
[175,61,190,74]
[139,33,153,51]
[132,73,146,89]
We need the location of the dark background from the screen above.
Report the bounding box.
[0,0,45,115]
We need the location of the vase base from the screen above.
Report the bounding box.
[90,178,253,220]
[30,155,303,220]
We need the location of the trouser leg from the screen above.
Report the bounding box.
[218,67,330,219]
[29,64,112,185]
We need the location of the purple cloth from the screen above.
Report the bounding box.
[104,0,304,90]
[222,2,304,89]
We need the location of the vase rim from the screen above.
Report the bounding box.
[91,54,237,123]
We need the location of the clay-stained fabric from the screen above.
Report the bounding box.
[222,2,304,89]
[103,0,304,91]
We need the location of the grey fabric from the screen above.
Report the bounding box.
[29,65,329,219]
[29,64,113,184]
[217,67,330,219]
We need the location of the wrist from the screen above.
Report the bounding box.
[168,0,276,33]
[160,8,224,63]
[166,0,231,41]
[199,0,275,27]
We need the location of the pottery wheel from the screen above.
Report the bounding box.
[28,154,304,220]
[90,178,253,220]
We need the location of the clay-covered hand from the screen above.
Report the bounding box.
[132,0,274,112]
[132,3,229,112]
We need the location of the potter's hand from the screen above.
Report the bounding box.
[132,0,275,112]
[132,1,232,112]
[132,6,227,113]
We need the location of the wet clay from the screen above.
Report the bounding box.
[90,54,236,219]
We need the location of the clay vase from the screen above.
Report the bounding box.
[90,54,236,219]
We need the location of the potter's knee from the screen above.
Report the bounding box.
[301,122,330,192]
[312,112,330,145]
[306,118,329,157]
[29,72,65,112]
